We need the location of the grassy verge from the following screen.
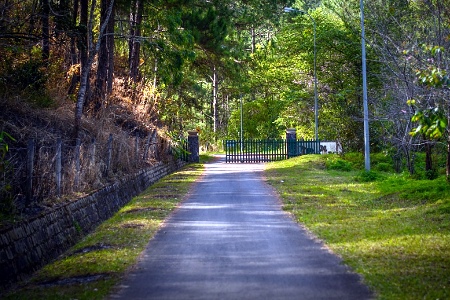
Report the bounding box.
[4,155,213,300]
[265,154,450,300]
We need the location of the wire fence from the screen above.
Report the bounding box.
[1,131,180,211]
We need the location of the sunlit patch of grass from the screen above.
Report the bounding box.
[266,154,450,299]
[5,155,214,300]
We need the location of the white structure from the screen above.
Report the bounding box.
[320,141,342,154]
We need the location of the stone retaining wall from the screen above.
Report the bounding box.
[0,158,186,289]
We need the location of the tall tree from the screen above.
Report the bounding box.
[93,0,116,111]
[74,0,115,137]
[68,0,81,95]
[128,0,143,82]
[41,0,50,61]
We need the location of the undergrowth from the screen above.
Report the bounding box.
[265,154,450,299]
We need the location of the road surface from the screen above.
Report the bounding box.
[111,156,373,299]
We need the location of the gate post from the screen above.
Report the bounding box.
[188,130,200,163]
[286,128,297,158]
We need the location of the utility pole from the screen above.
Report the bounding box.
[360,0,370,171]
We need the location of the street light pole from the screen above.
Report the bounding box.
[240,94,243,155]
[312,18,318,142]
[284,7,318,141]
[360,0,370,171]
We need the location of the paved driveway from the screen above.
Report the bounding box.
[111,156,373,299]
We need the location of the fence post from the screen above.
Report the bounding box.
[286,128,297,158]
[188,130,199,163]
[55,138,62,197]
[135,136,139,165]
[26,139,35,205]
[143,130,156,161]
[143,134,150,161]
[74,138,81,191]
[106,134,113,176]
[90,138,96,167]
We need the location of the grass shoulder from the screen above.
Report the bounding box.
[4,155,214,300]
[265,154,450,300]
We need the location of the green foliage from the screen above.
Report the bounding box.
[1,58,54,107]
[416,44,449,88]
[379,175,450,202]
[28,90,54,108]
[228,96,286,139]
[167,131,190,160]
[425,168,439,180]
[371,152,395,172]
[259,7,369,148]
[325,156,352,171]
[183,6,229,52]
[354,170,382,182]
[374,162,393,172]
[341,152,364,169]
[6,59,48,92]
[339,150,447,178]
[407,100,447,139]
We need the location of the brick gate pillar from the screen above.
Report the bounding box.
[188,130,200,163]
[286,128,297,158]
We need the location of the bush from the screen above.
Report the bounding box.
[8,59,48,91]
[374,162,394,172]
[342,152,364,169]
[27,90,54,108]
[326,156,353,171]
[425,169,439,180]
[355,170,383,182]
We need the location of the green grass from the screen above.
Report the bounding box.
[4,155,213,300]
[265,154,450,300]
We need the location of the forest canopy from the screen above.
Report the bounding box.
[1,0,450,179]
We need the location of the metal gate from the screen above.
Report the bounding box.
[224,139,319,163]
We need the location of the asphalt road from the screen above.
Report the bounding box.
[111,156,373,300]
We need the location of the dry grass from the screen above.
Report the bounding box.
[0,53,173,219]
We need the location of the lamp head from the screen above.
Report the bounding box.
[283,7,305,14]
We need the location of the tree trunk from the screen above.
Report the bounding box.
[74,0,114,138]
[129,0,143,82]
[75,61,91,138]
[107,4,115,94]
[41,0,50,61]
[425,140,433,172]
[447,113,450,182]
[251,26,256,54]
[78,0,89,107]
[93,0,115,112]
[68,0,80,95]
[211,66,218,135]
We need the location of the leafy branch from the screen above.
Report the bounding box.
[407,100,447,139]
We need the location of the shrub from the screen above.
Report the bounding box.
[374,162,394,172]
[425,169,439,180]
[355,170,382,182]
[326,156,352,171]
[342,152,364,169]
[8,59,48,91]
